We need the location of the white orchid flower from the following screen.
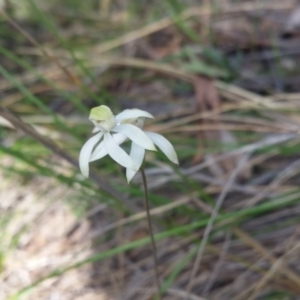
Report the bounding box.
[79,105,178,182]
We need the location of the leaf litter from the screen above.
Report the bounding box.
[1,0,300,299]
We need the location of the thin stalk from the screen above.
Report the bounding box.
[140,167,162,300]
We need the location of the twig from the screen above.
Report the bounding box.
[233,228,300,288]
[147,133,298,190]
[185,153,250,298]
[91,1,293,55]
[241,158,300,209]
[202,230,231,295]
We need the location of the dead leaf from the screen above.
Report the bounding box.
[193,76,251,180]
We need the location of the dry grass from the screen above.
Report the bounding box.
[2,0,300,299]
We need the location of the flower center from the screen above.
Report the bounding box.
[97,116,116,131]
[89,105,116,131]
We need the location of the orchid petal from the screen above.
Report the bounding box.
[104,132,137,171]
[89,141,106,162]
[145,132,178,164]
[79,132,103,177]
[92,127,101,133]
[115,108,154,123]
[113,124,156,151]
[126,142,145,183]
[90,133,127,162]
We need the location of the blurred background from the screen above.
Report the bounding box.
[1,0,300,299]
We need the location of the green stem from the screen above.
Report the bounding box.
[140,167,162,300]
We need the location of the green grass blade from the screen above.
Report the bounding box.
[0,64,81,139]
